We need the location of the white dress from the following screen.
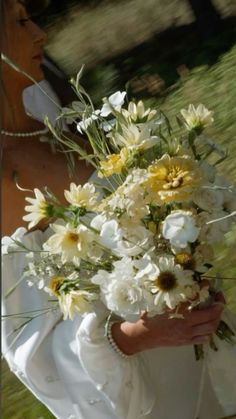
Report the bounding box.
[2,228,236,419]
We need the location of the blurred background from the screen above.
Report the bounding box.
[2,0,236,417]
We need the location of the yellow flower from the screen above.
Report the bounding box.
[144,154,202,204]
[98,148,129,178]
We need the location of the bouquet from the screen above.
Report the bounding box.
[19,71,236,359]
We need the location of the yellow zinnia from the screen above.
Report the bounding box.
[98,147,129,178]
[145,154,202,204]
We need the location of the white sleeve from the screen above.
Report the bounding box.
[2,229,74,419]
[77,311,156,419]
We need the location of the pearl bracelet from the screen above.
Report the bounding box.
[106,319,130,359]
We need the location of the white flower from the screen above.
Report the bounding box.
[99,220,123,249]
[116,226,153,257]
[76,110,100,133]
[97,219,152,257]
[92,257,144,318]
[23,188,51,229]
[100,91,126,117]
[180,104,214,131]
[162,211,200,248]
[193,185,224,212]
[64,182,99,210]
[90,213,108,231]
[145,256,195,311]
[112,123,159,151]
[122,100,157,122]
[59,290,96,320]
[43,223,95,265]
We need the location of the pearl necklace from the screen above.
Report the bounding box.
[1,127,49,137]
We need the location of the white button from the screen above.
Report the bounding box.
[87,398,101,405]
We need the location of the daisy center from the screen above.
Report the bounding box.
[67,232,79,243]
[155,271,177,291]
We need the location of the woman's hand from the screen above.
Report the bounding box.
[112,298,224,355]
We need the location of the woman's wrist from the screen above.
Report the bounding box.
[111,321,142,356]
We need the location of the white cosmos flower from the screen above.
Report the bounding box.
[145,256,195,311]
[43,223,95,265]
[23,188,51,229]
[162,211,200,248]
[59,290,96,320]
[180,104,214,131]
[100,91,126,117]
[64,182,98,210]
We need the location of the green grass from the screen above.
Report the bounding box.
[2,360,54,419]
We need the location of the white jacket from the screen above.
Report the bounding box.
[2,228,236,419]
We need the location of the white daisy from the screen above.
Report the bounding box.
[23,188,51,229]
[146,256,195,311]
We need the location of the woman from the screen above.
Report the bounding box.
[1,0,93,236]
[2,1,235,418]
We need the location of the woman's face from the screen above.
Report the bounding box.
[2,0,47,87]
